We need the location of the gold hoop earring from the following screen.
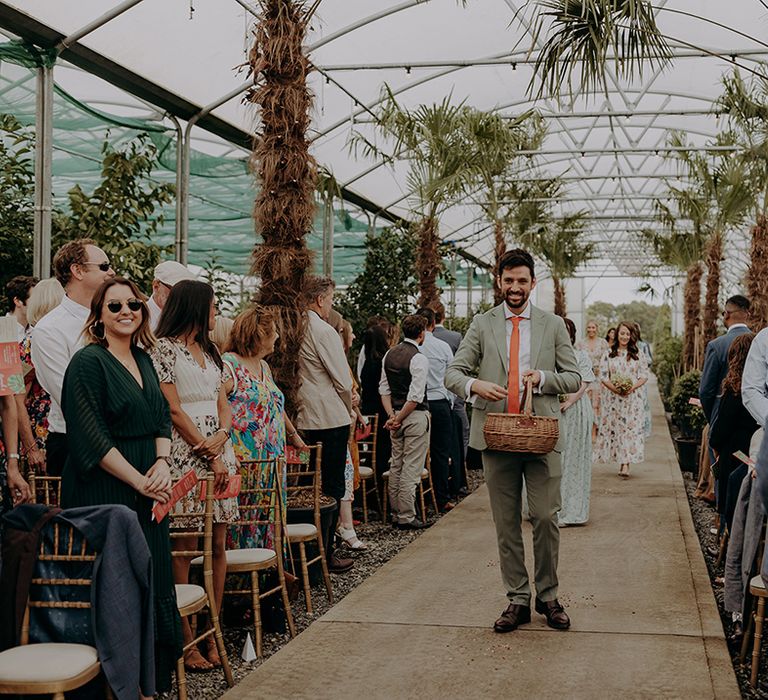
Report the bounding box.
[89,321,105,340]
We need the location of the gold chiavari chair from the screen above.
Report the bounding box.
[0,520,108,699]
[356,414,382,523]
[206,459,295,659]
[284,445,334,614]
[171,473,234,700]
[29,473,61,507]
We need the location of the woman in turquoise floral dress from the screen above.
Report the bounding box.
[222,305,306,551]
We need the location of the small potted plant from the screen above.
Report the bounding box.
[668,370,706,472]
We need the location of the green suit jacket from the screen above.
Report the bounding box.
[444,303,581,453]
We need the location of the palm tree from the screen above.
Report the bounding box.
[528,0,672,98]
[351,89,478,307]
[519,210,594,316]
[718,70,768,330]
[666,132,752,345]
[644,200,708,371]
[246,0,317,417]
[462,110,545,303]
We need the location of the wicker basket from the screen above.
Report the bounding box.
[483,378,559,454]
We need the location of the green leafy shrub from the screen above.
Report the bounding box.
[653,335,683,405]
[669,370,706,439]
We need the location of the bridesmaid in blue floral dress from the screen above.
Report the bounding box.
[559,319,595,526]
[222,305,306,551]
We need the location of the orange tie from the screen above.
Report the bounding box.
[507,316,521,413]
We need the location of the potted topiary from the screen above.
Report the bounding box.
[668,370,706,472]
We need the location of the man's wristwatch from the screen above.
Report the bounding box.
[217,427,231,438]
[7,453,20,460]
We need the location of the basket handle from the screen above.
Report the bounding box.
[520,376,535,416]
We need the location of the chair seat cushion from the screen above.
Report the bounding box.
[286,522,317,539]
[191,548,277,568]
[751,575,766,591]
[359,466,374,478]
[0,643,98,683]
[176,583,206,610]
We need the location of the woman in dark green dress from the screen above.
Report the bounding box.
[61,277,182,697]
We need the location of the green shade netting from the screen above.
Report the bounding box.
[0,41,380,283]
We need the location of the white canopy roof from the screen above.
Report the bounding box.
[3,0,764,290]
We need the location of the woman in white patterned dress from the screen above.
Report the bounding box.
[576,320,609,440]
[595,322,649,478]
[151,279,238,672]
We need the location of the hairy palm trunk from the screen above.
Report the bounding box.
[748,215,768,331]
[702,231,723,346]
[683,262,703,371]
[553,276,566,317]
[493,218,505,305]
[417,216,441,307]
[248,0,316,418]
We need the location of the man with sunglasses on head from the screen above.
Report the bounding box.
[146,260,196,332]
[31,238,115,475]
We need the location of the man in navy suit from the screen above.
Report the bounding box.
[699,294,751,426]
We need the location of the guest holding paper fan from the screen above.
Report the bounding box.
[595,321,649,478]
[60,277,181,696]
[150,279,239,672]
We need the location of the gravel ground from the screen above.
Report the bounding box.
[683,469,767,699]
[162,469,486,699]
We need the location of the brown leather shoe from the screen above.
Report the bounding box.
[535,598,570,629]
[328,554,354,573]
[493,603,531,633]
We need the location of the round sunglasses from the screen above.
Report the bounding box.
[106,299,143,314]
[82,261,113,272]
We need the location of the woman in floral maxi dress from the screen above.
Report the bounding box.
[221,305,305,553]
[595,322,649,478]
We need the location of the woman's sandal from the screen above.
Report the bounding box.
[184,648,214,672]
[338,526,368,551]
[205,637,223,668]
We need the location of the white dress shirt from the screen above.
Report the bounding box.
[379,338,429,404]
[742,327,768,426]
[31,295,89,434]
[465,303,544,399]
[419,330,454,402]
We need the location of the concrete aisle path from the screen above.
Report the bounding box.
[224,383,739,700]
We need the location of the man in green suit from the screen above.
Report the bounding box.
[445,249,581,633]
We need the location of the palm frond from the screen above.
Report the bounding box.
[527,0,671,99]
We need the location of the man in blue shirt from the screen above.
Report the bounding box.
[416,307,458,512]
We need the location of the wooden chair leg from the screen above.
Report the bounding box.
[251,571,264,659]
[716,529,729,568]
[418,482,426,522]
[211,611,234,686]
[298,542,313,614]
[382,478,389,523]
[373,474,383,517]
[361,482,369,524]
[742,595,757,663]
[176,654,187,700]
[313,527,334,604]
[53,693,65,700]
[277,561,296,637]
[105,678,115,699]
[752,596,766,687]
[427,470,438,512]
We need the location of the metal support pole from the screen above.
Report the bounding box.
[33,65,53,279]
[180,81,250,265]
[466,265,473,320]
[322,196,333,277]
[449,254,457,319]
[55,0,146,51]
[166,114,183,261]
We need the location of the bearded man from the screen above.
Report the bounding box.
[445,248,581,634]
